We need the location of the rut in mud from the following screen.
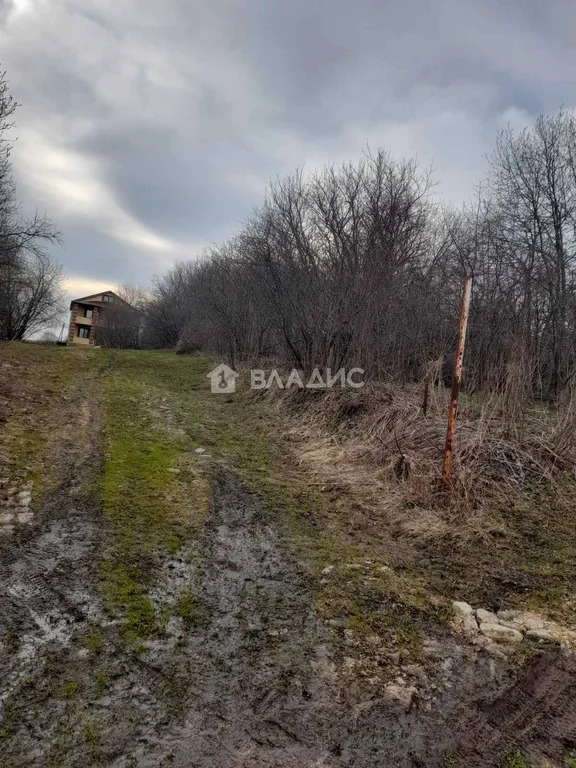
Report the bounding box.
[0,375,105,760]
[135,469,359,767]
[2,370,576,767]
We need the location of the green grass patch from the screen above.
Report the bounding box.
[0,700,19,739]
[99,371,185,644]
[501,749,529,768]
[0,342,100,499]
[81,625,103,654]
[93,669,108,697]
[174,588,209,629]
[57,681,81,699]
[82,719,103,764]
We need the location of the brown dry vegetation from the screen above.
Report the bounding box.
[272,377,576,625]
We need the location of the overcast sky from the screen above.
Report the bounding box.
[1,0,575,305]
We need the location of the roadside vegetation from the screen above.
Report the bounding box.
[4,344,576,649]
[0,344,96,501]
[114,107,576,639]
[3,342,576,766]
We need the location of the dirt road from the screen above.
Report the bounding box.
[2,346,576,767]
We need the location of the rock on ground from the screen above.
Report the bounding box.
[480,623,524,644]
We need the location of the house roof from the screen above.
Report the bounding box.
[69,290,131,311]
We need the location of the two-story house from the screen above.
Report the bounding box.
[67,290,125,346]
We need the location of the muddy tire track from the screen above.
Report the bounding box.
[2,381,576,767]
[136,472,576,768]
[131,471,343,767]
[0,374,107,762]
[0,381,102,688]
[449,647,576,766]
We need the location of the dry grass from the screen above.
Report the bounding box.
[264,376,576,622]
[276,379,576,516]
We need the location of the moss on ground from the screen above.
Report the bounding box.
[98,371,186,644]
[501,749,530,767]
[174,588,209,629]
[81,626,103,654]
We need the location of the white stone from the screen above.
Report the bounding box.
[384,683,416,711]
[194,447,206,454]
[461,614,479,635]
[484,641,509,659]
[497,609,521,621]
[167,467,180,473]
[0,524,14,535]
[17,512,33,524]
[498,620,525,634]
[0,512,14,523]
[521,617,546,631]
[480,623,523,643]
[476,608,498,624]
[526,628,553,642]
[321,565,334,575]
[452,601,473,616]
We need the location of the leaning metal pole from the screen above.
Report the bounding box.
[442,276,472,484]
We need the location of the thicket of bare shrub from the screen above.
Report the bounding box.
[146,110,576,403]
[141,108,576,512]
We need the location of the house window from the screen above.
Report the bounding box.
[84,308,93,318]
[103,295,111,303]
[77,326,90,338]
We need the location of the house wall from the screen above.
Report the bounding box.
[68,302,99,346]
[67,292,122,347]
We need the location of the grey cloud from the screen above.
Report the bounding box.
[1,0,575,292]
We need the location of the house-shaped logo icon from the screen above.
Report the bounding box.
[207,363,239,394]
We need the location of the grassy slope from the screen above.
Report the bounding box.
[92,350,443,657]
[3,343,574,656]
[0,343,100,498]
[4,343,576,768]
[90,349,576,640]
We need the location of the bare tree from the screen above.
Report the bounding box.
[94,285,142,349]
[143,110,576,404]
[0,250,63,340]
[0,67,62,340]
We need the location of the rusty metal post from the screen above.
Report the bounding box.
[442,277,472,484]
